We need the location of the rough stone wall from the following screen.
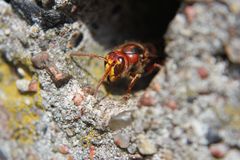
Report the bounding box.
[0,0,240,160]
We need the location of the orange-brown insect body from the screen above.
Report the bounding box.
[70,42,161,95]
[105,42,160,82]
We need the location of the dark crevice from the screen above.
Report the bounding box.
[72,0,181,48]
[70,0,180,94]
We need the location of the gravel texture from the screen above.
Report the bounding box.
[0,0,240,159]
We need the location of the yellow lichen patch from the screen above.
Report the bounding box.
[12,54,35,74]
[0,58,42,144]
[80,127,97,147]
[224,104,240,129]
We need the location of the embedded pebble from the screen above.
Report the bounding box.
[108,111,133,130]
[197,67,209,79]
[58,144,70,154]
[114,133,130,149]
[72,92,84,106]
[138,92,157,107]
[16,68,26,78]
[127,143,137,154]
[0,1,12,15]
[165,100,177,110]
[65,128,75,137]
[128,154,143,160]
[4,29,10,36]
[209,143,229,158]
[16,79,31,93]
[89,145,95,160]
[225,38,240,64]
[137,134,157,155]
[31,52,50,69]
[184,5,196,23]
[28,80,38,92]
[46,65,72,88]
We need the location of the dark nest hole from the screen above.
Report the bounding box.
[72,0,181,48]
[65,0,181,95]
[74,0,181,95]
